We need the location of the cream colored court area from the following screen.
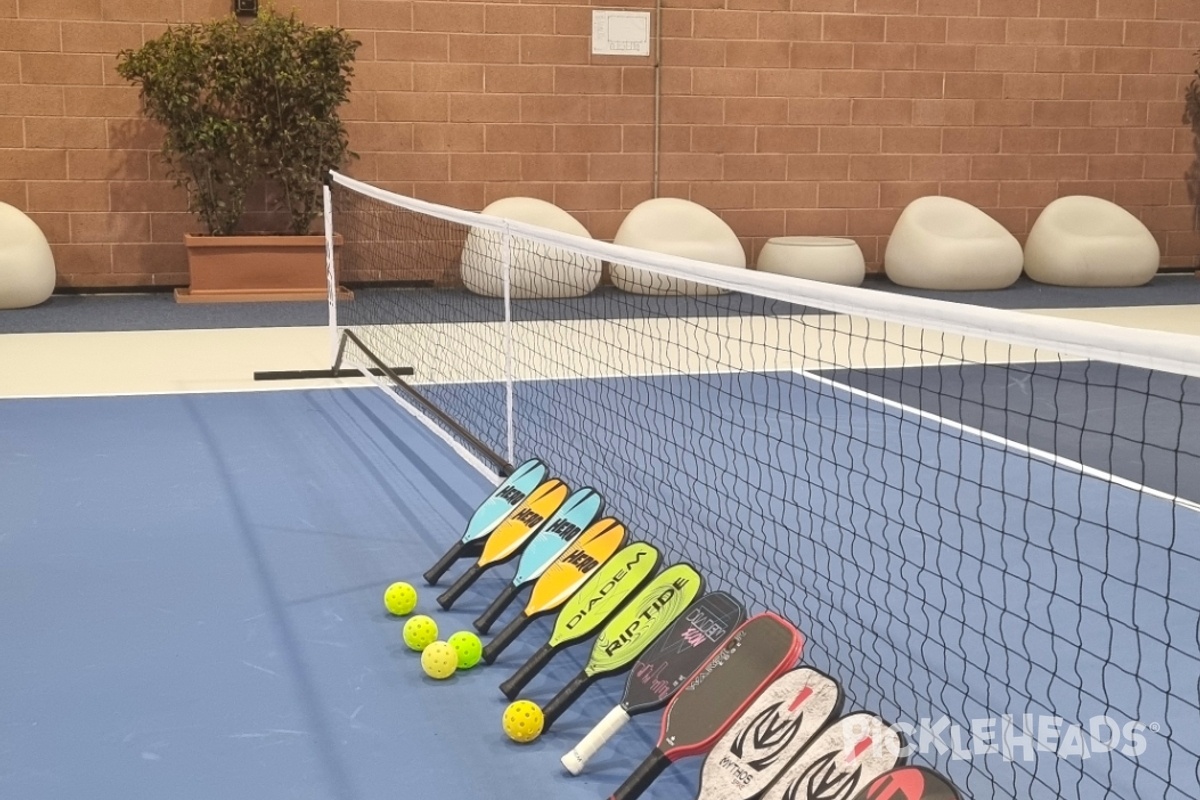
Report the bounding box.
[1,302,1198,400]
[0,326,371,399]
[1025,304,1200,336]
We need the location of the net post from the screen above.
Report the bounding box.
[330,328,350,374]
[501,221,516,466]
[322,172,338,367]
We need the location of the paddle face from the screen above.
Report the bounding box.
[509,487,603,586]
[461,458,549,544]
[526,518,627,615]
[696,668,843,799]
[478,479,569,566]
[657,613,803,763]
[621,591,746,715]
[547,542,661,648]
[849,767,961,800]
[586,563,704,677]
[760,713,903,800]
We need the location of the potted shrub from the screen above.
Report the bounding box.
[116,8,359,302]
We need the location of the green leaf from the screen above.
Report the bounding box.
[115,5,358,236]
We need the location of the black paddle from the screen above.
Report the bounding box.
[560,591,747,774]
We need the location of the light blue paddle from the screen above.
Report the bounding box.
[422,458,549,585]
[472,485,604,633]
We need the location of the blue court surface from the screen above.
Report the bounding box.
[0,388,695,800]
[415,365,1200,800]
[3,363,1198,799]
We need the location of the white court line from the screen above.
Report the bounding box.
[6,302,1192,399]
[797,368,1200,515]
[352,336,1196,514]
[346,312,1062,391]
[4,310,1194,510]
[342,314,1198,512]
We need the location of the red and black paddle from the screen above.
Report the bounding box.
[607,612,804,800]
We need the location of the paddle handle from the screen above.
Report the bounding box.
[436,563,483,610]
[423,540,469,586]
[473,583,521,634]
[541,671,593,732]
[499,641,555,700]
[561,705,630,776]
[482,613,531,665]
[609,748,670,800]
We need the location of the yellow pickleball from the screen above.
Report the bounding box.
[384,582,418,616]
[502,700,544,743]
[403,615,438,651]
[448,631,482,669]
[421,641,458,680]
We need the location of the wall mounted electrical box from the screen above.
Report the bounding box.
[591,10,651,57]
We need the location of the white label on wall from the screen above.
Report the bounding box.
[591,10,651,57]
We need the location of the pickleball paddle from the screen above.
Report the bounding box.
[482,518,628,664]
[849,766,961,800]
[423,458,548,585]
[561,591,747,774]
[499,542,661,699]
[437,478,569,610]
[473,486,604,633]
[759,713,903,800]
[693,667,843,799]
[608,612,804,800]
[539,563,704,732]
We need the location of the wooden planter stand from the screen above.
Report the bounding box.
[175,234,351,303]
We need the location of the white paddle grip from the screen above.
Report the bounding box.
[561,706,630,776]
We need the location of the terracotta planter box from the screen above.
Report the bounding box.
[175,233,351,303]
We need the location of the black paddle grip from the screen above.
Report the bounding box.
[541,671,594,733]
[437,564,483,610]
[499,642,555,700]
[482,614,530,665]
[473,583,520,634]
[423,541,468,586]
[608,749,670,800]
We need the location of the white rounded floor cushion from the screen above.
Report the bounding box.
[1023,196,1160,287]
[461,197,600,299]
[756,236,865,287]
[884,196,1023,291]
[611,198,746,295]
[0,202,56,309]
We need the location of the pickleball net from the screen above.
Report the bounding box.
[325,171,1200,800]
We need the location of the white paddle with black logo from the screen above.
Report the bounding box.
[759,713,903,800]
[694,667,843,798]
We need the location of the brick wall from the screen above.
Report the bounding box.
[1,0,1198,288]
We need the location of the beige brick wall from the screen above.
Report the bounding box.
[1,0,1198,287]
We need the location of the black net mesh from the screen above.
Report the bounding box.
[331,177,1200,800]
